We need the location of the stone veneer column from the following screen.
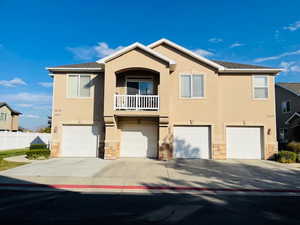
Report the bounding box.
[158,116,172,160]
[212,144,226,160]
[103,116,120,160]
[265,143,278,159]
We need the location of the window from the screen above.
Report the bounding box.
[281,100,291,113]
[279,128,288,141]
[126,79,153,95]
[0,113,7,121]
[253,76,268,99]
[68,75,91,98]
[180,75,204,98]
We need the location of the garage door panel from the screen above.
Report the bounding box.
[226,127,262,159]
[173,126,210,159]
[121,124,157,158]
[61,125,98,157]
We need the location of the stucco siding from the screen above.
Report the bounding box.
[0,106,13,131]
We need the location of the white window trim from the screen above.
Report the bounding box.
[66,74,93,99]
[0,112,7,121]
[179,74,205,99]
[252,75,269,100]
[281,100,291,113]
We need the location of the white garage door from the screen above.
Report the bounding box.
[173,126,210,159]
[61,125,99,157]
[226,127,262,159]
[120,124,157,158]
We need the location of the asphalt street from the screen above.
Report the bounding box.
[0,190,299,225]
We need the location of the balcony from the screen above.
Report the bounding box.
[114,94,159,111]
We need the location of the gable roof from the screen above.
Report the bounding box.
[148,38,282,74]
[47,62,103,72]
[148,38,224,70]
[285,112,300,125]
[212,60,272,69]
[276,83,300,96]
[97,42,176,68]
[47,38,283,74]
[0,102,21,115]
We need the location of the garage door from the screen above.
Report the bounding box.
[173,126,210,159]
[120,124,157,158]
[226,127,262,159]
[61,125,99,157]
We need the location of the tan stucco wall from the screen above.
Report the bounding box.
[152,44,277,158]
[11,115,19,131]
[51,73,104,156]
[0,106,14,131]
[51,43,278,159]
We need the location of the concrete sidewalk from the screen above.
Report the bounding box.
[0,158,300,193]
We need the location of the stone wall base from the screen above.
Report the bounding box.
[212,144,226,160]
[265,143,278,160]
[159,143,172,160]
[50,142,60,157]
[103,142,120,160]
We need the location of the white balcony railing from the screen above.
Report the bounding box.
[114,94,159,111]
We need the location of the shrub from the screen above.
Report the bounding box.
[287,141,300,153]
[277,151,297,163]
[26,149,50,160]
[29,144,47,150]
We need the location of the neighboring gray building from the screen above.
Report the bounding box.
[275,83,300,144]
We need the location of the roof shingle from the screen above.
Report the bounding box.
[277,83,300,95]
[212,60,272,69]
[0,102,21,115]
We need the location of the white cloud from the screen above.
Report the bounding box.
[38,82,53,88]
[94,42,124,57]
[17,104,33,108]
[0,78,27,87]
[254,49,300,62]
[279,61,300,73]
[193,49,214,57]
[290,65,300,72]
[22,114,40,119]
[67,42,124,60]
[208,38,223,43]
[284,21,300,31]
[230,42,244,48]
[1,92,52,104]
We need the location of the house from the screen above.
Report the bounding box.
[47,39,282,160]
[275,83,300,144]
[0,102,21,131]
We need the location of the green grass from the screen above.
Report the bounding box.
[0,159,28,171]
[0,148,29,171]
[0,148,29,159]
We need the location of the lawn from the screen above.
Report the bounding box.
[0,148,29,171]
[0,160,28,171]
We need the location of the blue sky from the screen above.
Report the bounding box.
[1,0,300,129]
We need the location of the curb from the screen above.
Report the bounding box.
[0,183,300,193]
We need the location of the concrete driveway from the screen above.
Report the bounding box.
[0,158,300,190]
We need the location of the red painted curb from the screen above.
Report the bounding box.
[0,183,300,193]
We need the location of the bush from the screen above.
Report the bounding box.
[26,149,50,160]
[29,144,47,150]
[277,151,297,163]
[287,141,300,153]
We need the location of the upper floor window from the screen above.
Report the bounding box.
[68,75,91,98]
[253,75,268,99]
[180,74,204,98]
[0,113,7,121]
[281,100,291,113]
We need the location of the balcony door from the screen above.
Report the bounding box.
[126,79,153,95]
